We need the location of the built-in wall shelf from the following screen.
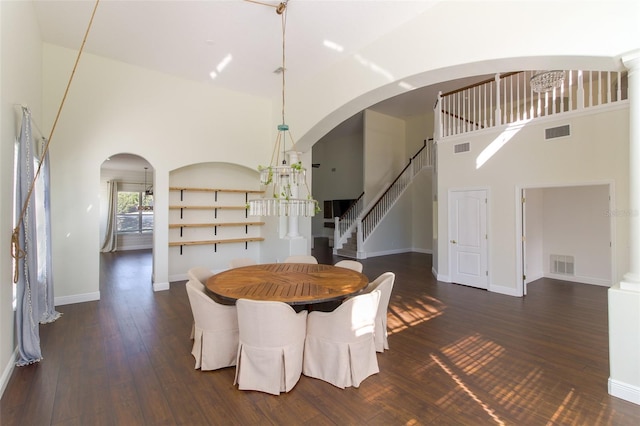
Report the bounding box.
[169,187,264,202]
[169,205,248,219]
[169,187,264,255]
[169,222,264,237]
[169,237,265,255]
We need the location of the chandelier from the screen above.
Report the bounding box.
[530,70,565,93]
[248,1,318,217]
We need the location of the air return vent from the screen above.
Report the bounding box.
[545,124,571,140]
[550,254,574,275]
[454,142,470,153]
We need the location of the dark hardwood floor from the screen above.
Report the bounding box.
[2,240,639,425]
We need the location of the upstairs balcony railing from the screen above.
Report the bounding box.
[436,70,628,139]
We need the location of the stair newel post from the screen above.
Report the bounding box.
[434,93,443,139]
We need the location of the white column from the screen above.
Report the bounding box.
[621,50,640,291]
[608,48,640,406]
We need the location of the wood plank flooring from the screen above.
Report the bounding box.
[2,240,639,425]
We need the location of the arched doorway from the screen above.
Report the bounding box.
[99,153,155,289]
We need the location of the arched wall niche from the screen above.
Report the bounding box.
[168,161,268,280]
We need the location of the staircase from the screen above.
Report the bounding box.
[336,232,358,258]
[333,139,434,258]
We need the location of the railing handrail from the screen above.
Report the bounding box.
[333,139,434,254]
[441,71,522,97]
[339,192,364,221]
[437,70,628,140]
[361,141,427,224]
[358,138,433,244]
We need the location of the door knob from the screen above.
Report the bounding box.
[450,240,457,244]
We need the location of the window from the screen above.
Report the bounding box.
[117,191,154,233]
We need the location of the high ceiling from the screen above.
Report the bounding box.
[32,0,484,119]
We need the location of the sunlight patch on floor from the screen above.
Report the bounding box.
[386,294,446,335]
[431,353,506,426]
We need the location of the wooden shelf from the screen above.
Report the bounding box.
[169,222,264,229]
[169,237,265,254]
[169,237,265,246]
[169,205,247,210]
[168,187,264,254]
[169,187,263,194]
[169,221,264,237]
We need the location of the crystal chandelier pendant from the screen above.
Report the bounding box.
[530,70,565,93]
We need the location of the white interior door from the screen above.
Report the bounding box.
[449,190,488,289]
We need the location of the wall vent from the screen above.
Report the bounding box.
[454,142,470,153]
[545,124,571,140]
[550,254,575,275]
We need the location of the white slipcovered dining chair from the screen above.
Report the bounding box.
[187,266,213,286]
[229,257,256,268]
[303,290,380,389]
[234,299,308,395]
[334,259,363,273]
[283,255,318,264]
[363,272,396,352]
[187,266,213,339]
[185,280,239,371]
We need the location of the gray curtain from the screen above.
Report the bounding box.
[100,179,118,252]
[15,107,61,366]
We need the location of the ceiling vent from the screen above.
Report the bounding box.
[454,142,470,153]
[545,124,571,140]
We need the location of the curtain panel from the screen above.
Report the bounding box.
[14,107,61,366]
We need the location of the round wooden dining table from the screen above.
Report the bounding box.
[205,263,368,306]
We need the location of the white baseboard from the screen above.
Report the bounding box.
[412,247,433,255]
[55,291,100,306]
[153,281,170,292]
[0,347,18,400]
[609,378,640,405]
[169,274,188,283]
[436,273,451,283]
[545,273,611,287]
[525,271,544,284]
[362,247,412,258]
[489,284,521,297]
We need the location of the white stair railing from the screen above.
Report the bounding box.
[437,70,627,139]
[333,192,364,250]
[333,140,434,253]
[359,140,434,244]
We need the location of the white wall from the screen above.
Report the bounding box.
[42,44,273,298]
[0,0,43,396]
[411,169,433,254]
[525,188,544,283]
[542,185,611,285]
[525,185,612,286]
[437,107,629,295]
[407,113,434,254]
[363,109,406,205]
[311,126,363,237]
[362,186,414,256]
